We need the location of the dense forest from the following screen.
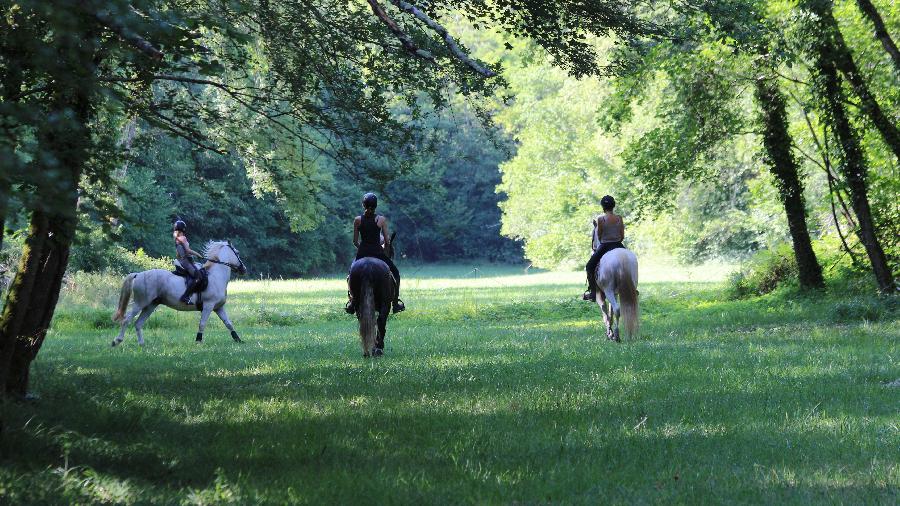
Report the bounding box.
[1,1,898,396]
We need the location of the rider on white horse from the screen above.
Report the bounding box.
[173,220,203,304]
[583,195,625,302]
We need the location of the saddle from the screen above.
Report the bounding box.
[173,261,209,304]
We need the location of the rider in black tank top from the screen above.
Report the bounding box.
[357,213,383,258]
[345,193,405,314]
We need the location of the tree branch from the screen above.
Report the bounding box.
[390,1,498,78]
[366,0,435,62]
[93,11,163,60]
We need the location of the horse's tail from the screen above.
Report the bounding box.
[357,280,377,355]
[617,260,639,339]
[112,273,137,322]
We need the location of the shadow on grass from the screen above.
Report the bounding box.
[2,320,897,503]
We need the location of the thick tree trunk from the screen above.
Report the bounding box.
[854,0,900,74]
[0,82,91,398]
[753,74,825,289]
[815,3,900,163]
[813,48,895,293]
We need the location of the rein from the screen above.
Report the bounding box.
[202,257,241,270]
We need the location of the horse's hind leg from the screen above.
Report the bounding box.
[597,293,613,340]
[602,287,621,342]
[112,304,143,346]
[133,304,159,346]
[375,305,389,355]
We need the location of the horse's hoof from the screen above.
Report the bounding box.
[231,330,243,343]
[372,348,384,357]
[110,340,120,347]
[196,332,203,343]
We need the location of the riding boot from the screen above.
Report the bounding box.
[392,279,405,313]
[344,290,356,314]
[583,277,596,301]
[180,278,196,304]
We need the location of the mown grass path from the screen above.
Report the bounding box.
[1,264,898,504]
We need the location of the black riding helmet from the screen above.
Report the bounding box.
[362,192,377,209]
[173,220,187,232]
[600,195,616,211]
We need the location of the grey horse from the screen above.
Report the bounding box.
[111,241,246,346]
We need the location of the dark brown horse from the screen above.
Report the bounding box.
[348,232,396,357]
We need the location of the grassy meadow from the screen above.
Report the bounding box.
[0,261,897,504]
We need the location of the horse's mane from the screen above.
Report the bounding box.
[202,241,229,268]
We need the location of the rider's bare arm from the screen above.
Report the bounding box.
[380,217,390,249]
[353,216,361,248]
[178,236,202,257]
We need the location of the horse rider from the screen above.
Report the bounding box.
[583,195,625,302]
[345,192,405,314]
[173,220,203,304]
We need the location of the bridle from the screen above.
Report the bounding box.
[204,242,246,273]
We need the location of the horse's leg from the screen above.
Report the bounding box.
[112,304,143,346]
[602,287,621,342]
[196,306,213,343]
[133,303,159,346]
[215,306,242,343]
[597,291,613,340]
[375,305,388,354]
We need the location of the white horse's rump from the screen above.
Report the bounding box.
[111,241,246,346]
[594,248,639,341]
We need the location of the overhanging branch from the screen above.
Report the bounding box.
[367,0,435,62]
[391,1,497,78]
[94,10,164,60]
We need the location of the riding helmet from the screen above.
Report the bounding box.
[600,195,616,211]
[173,220,187,232]
[362,192,378,209]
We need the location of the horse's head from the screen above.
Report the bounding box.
[591,218,600,252]
[205,241,247,275]
[385,231,397,259]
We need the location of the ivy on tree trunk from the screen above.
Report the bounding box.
[753,72,824,290]
[811,44,895,293]
[854,0,900,75]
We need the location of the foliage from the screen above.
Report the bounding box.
[726,242,798,298]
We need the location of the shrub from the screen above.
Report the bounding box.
[726,243,797,298]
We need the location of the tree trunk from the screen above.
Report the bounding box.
[753,73,825,289]
[816,3,900,163]
[813,46,895,293]
[0,55,92,396]
[854,0,900,74]
[0,180,8,254]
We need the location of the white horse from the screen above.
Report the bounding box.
[111,241,247,346]
[592,222,639,342]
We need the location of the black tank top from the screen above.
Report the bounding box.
[359,213,381,246]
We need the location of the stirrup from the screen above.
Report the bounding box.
[582,290,596,301]
[392,298,405,314]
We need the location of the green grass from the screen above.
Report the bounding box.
[1,261,897,504]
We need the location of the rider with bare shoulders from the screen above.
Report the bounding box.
[173,220,202,304]
[345,193,405,314]
[583,195,625,301]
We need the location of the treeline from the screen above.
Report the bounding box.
[59,98,521,278]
